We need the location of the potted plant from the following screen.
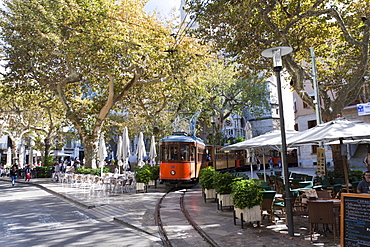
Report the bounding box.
[199,166,216,202]
[134,165,151,192]
[148,165,159,187]
[213,172,236,210]
[231,178,263,227]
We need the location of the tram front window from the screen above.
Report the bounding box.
[180,144,189,161]
[169,145,178,160]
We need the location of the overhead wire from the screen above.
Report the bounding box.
[168,0,209,52]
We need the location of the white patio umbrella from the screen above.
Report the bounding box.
[98,134,107,176]
[287,118,370,145]
[149,136,157,166]
[6,147,12,167]
[137,132,146,168]
[221,130,299,152]
[116,135,123,173]
[245,122,254,178]
[122,127,131,172]
[287,117,370,191]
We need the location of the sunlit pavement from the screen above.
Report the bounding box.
[1,170,339,246]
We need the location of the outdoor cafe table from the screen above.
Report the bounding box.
[314,199,341,207]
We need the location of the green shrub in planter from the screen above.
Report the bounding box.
[213,172,236,194]
[35,166,52,178]
[231,178,263,209]
[135,165,152,184]
[148,165,160,181]
[76,167,109,176]
[199,166,215,190]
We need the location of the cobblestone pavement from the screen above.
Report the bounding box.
[1,176,339,246]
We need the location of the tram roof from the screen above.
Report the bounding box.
[159,134,205,145]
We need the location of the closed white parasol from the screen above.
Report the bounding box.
[149,136,157,166]
[137,132,146,168]
[98,134,107,176]
[116,135,123,173]
[122,127,131,172]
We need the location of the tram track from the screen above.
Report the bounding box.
[155,187,219,247]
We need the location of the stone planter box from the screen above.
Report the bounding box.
[136,182,147,193]
[217,194,233,210]
[203,188,216,203]
[234,205,261,228]
[148,180,156,187]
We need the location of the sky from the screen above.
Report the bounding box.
[144,0,181,17]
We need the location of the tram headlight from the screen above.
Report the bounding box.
[170,170,176,175]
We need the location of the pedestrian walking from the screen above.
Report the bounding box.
[363,153,370,171]
[10,165,17,186]
[269,157,274,174]
[24,165,31,182]
[52,162,60,182]
[256,157,261,171]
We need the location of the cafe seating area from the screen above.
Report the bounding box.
[57,172,136,193]
[254,169,362,243]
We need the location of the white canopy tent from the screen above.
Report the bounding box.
[221,130,299,152]
[221,130,299,180]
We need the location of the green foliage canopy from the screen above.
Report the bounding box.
[188,0,370,121]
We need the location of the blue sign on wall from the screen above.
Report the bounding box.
[357,103,370,116]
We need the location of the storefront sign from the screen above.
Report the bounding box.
[316,147,325,176]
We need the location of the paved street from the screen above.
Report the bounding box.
[0,181,161,247]
[0,167,348,246]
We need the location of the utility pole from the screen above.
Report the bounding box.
[311,47,326,176]
[310,47,323,126]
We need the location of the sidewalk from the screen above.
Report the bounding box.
[1,177,338,246]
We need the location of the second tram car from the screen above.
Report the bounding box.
[159,132,206,186]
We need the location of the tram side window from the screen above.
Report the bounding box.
[190,146,196,161]
[161,146,167,160]
[180,144,189,161]
[170,145,178,160]
[198,148,205,163]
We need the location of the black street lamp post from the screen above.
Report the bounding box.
[211,117,217,170]
[262,46,294,237]
[225,150,229,169]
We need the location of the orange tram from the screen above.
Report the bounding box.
[159,132,298,186]
[159,132,247,187]
[159,132,206,186]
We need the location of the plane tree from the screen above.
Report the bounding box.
[0,79,69,167]
[188,0,370,122]
[0,0,204,168]
[192,60,269,145]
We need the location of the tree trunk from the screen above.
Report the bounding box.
[43,137,52,166]
[83,138,98,169]
[10,138,19,166]
[330,144,347,172]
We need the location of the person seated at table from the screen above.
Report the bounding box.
[357,171,370,193]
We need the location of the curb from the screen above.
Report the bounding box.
[113,217,157,237]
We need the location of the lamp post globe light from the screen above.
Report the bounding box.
[262,46,294,237]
